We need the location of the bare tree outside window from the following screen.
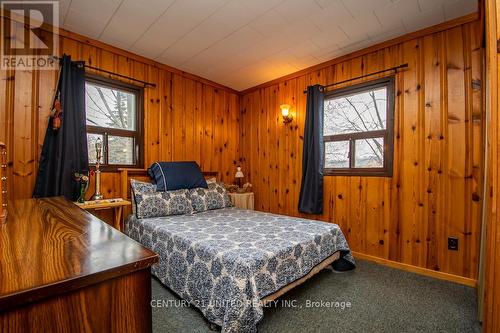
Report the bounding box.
[86,83,136,131]
[85,76,143,169]
[323,77,394,176]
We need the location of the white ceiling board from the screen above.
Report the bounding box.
[368,24,407,44]
[183,26,264,69]
[63,0,122,39]
[281,17,322,41]
[274,0,323,23]
[312,1,354,31]
[311,28,349,51]
[99,0,175,48]
[341,0,391,17]
[286,40,322,59]
[443,0,477,20]
[158,1,256,65]
[289,54,321,70]
[59,0,478,91]
[58,0,72,25]
[240,0,287,17]
[314,48,345,63]
[337,38,378,55]
[374,0,421,28]
[402,7,445,32]
[129,0,229,59]
[339,13,382,40]
[418,0,450,12]
[249,9,288,36]
[63,11,108,39]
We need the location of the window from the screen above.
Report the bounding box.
[323,77,394,176]
[85,75,143,170]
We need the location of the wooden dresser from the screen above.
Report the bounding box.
[0,197,158,333]
[0,142,6,224]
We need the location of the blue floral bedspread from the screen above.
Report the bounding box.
[125,207,354,333]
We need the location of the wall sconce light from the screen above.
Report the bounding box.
[280,104,293,124]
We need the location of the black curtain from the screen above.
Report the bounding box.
[33,55,88,200]
[298,85,324,214]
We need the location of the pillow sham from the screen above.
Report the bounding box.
[130,179,157,215]
[147,161,208,191]
[188,182,232,213]
[131,179,193,218]
[205,177,217,184]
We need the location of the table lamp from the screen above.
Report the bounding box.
[235,167,244,192]
[91,137,104,200]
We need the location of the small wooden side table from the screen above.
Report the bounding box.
[228,192,254,210]
[75,198,131,231]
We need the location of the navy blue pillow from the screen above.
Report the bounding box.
[148,161,208,191]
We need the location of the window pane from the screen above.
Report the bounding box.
[354,138,384,168]
[85,82,136,131]
[325,141,349,168]
[324,86,387,136]
[108,136,134,165]
[87,133,104,164]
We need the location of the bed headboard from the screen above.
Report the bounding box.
[118,168,219,200]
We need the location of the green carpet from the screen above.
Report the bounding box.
[151,259,481,333]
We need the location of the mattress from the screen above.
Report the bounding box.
[125,207,354,333]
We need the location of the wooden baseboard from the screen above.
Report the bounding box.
[352,251,477,288]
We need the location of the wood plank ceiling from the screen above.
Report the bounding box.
[57,0,478,90]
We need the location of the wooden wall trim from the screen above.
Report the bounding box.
[353,252,477,287]
[241,13,480,95]
[482,0,500,330]
[0,9,239,95]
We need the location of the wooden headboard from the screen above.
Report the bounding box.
[118,168,219,200]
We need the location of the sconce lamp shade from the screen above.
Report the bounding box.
[235,166,244,178]
[280,104,290,117]
[280,104,293,124]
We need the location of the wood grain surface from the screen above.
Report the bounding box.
[0,196,158,310]
[0,142,5,223]
[0,269,153,333]
[482,0,500,331]
[239,20,484,280]
[0,12,487,285]
[0,15,240,202]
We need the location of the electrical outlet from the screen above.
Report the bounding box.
[448,237,458,251]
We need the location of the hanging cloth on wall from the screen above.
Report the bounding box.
[33,55,89,200]
[298,84,324,214]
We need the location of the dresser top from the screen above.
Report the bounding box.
[0,196,158,310]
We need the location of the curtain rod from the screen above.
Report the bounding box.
[50,56,157,88]
[303,63,408,94]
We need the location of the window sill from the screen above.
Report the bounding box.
[323,168,393,177]
[90,165,144,173]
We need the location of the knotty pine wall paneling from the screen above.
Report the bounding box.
[239,21,484,280]
[0,17,240,203]
[0,13,486,284]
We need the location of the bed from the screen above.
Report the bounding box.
[119,169,355,333]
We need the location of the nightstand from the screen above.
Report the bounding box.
[228,192,254,210]
[75,198,131,230]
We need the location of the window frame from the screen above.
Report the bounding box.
[323,76,395,177]
[85,74,144,172]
